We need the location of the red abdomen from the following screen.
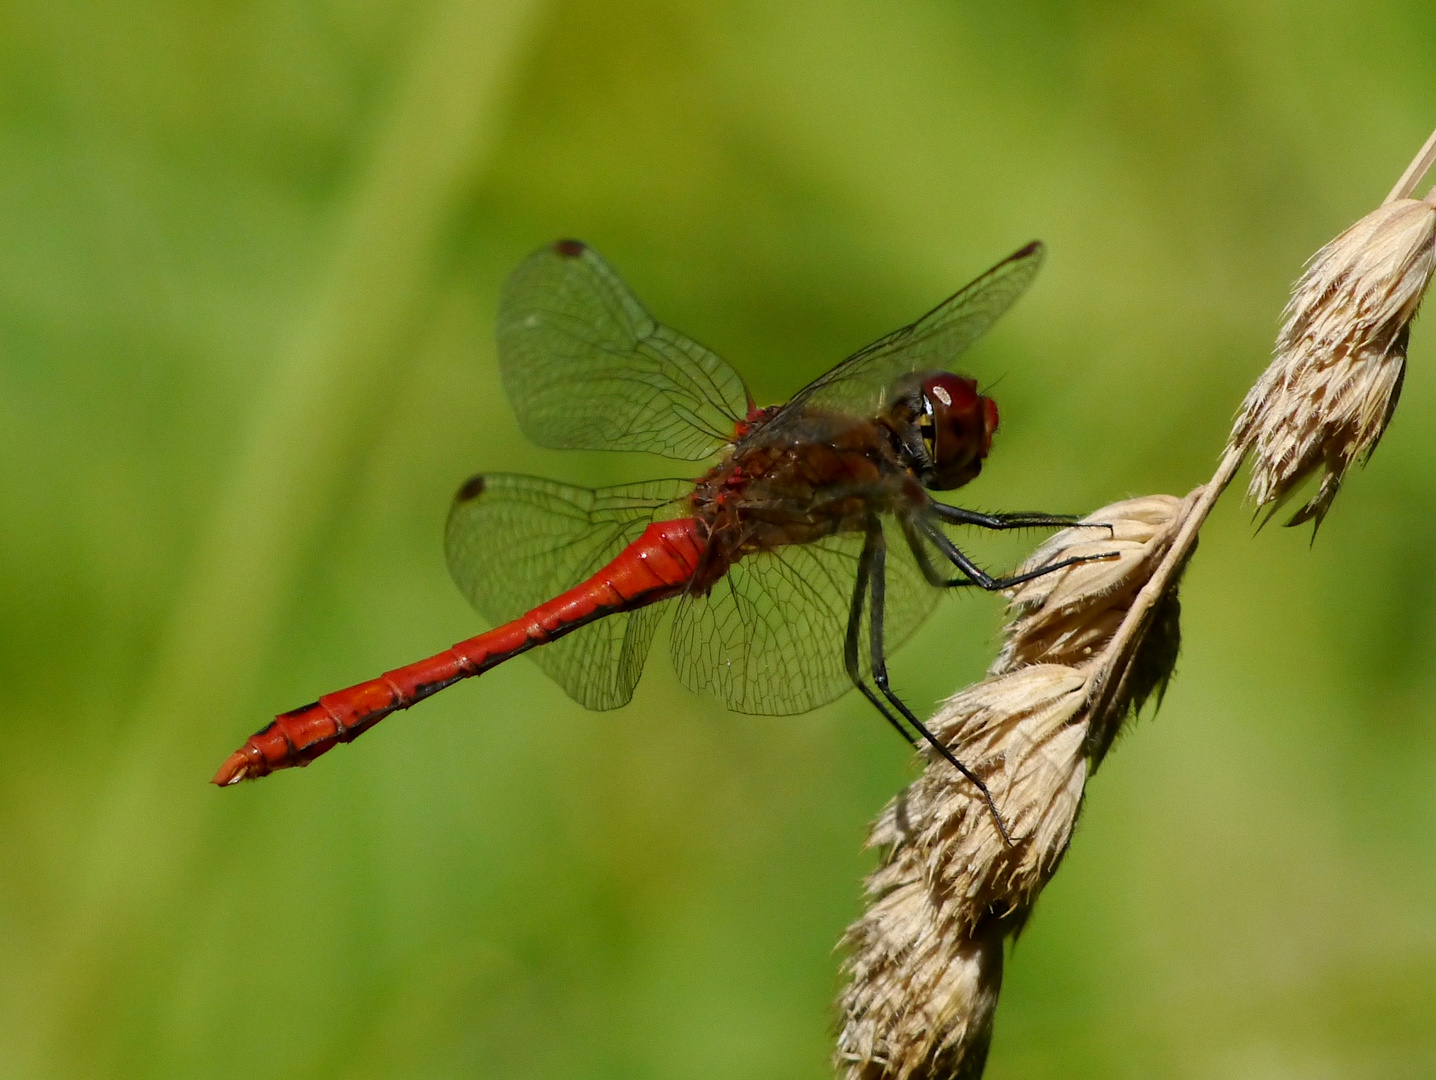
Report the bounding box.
[213,517,706,785]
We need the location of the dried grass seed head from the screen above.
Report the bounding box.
[838,494,1200,1080]
[993,494,1184,674]
[1231,193,1436,528]
[838,664,1091,1080]
[837,921,1003,1080]
[869,665,1089,935]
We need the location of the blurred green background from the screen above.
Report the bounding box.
[3,1,1435,1077]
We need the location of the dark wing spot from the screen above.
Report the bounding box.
[455,474,486,502]
[553,239,586,258]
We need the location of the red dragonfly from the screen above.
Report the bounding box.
[214,239,1099,835]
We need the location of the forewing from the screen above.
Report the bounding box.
[773,241,1043,423]
[670,517,938,715]
[445,474,691,710]
[497,241,752,460]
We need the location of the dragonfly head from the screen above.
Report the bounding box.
[889,371,998,491]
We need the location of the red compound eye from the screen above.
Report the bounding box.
[922,373,979,413]
[982,397,999,446]
[913,372,994,491]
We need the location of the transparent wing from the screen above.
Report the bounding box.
[670,516,938,715]
[770,241,1044,425]
[445,473,692,710]
[497,240,753,461]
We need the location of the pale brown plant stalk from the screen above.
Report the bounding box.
[836,125,1436,1080]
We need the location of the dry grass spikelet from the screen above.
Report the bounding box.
[996,493,1190,762]
[838,921,1004,1080]
[837,666,1088,1080]
[881,666,1089,929]
[1230,192,1436,528]
[993,495,1183,676]
[836,495,1194,1080]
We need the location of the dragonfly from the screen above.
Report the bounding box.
[214,238,1103,837]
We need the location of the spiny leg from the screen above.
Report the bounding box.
[845,521,921,750]
[916,514,1113,591]
[867,516,1015,846]
[930,503,1116,540]
[929,504,1083,531]
[900,514,978,589]
[901,513,1104,591]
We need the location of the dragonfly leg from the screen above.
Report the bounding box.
[900,514,979,589]
[845,530,922,749]
[930,503,1083,530]
[917,515,1114,591]
[868,517,1015,846]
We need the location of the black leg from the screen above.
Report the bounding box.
[846,522,921,750]
[917,515,1114,591]
[900,514,980,589]
[868,516,1015,846]
[930,503,1113,537]
[930,504,1079,530]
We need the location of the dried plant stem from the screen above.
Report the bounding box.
[1085,445,1243,751]
[1385,124,1436,203]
